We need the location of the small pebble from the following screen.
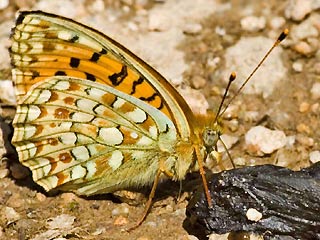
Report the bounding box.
[47,214,75,230]
[233,157,246,166]
[311,103,319,112]
[148,11,170,31]
[244,111,260,122]
[113,216,128,226]
[0,168,9,179]
[209,233,229,240]
[299,102,310,112]
[246,208,263,222]
[0,0,9,10]
[3,206,21,224]
[314,62,320,74]
[0,80,16,105]
[206,56,220,69]
[227,119,239,132]
[293,41,314,55]
[180,87,209,115]
[240,16,266,32]
[284,0,313,21]
[311,82,320,99]
[183,23,203,35]
[286,135,296,148]
[309,150,320,163]
[92,227,106,236]
[217,134,239,152]
[190,76,206,89]
[215,26,226,36]
[296,123,311,134]
[188,235,199,240]
[60,192,78,203]
[111,204,129,216]
[245,126,287,155]
[36,192,47,202]
[292,61,303,72]
[270,16,286,29]
[137,237,150,240]
[296,135,314,147]
[88,0,105,12]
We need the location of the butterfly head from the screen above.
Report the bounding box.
[202,126,221,152]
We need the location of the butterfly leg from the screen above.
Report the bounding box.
[127,168,162,231]
[194,145,213,207]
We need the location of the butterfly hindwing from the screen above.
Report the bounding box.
[12,76,178,195]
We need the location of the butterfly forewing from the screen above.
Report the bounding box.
[10,11,195,139]
[12,76,178,195]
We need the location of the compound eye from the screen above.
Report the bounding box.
[203,128,219,148]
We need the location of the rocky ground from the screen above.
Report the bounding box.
[0,0,319,239]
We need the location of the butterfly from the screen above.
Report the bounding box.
[9,10,288,227]
[10,10,217,226]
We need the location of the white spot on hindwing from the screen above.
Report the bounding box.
[26,105,41,121]
[59,133,77,145]
[99,127,123,145]
[108,150,123,171]
[53,80,70,90]
[71,146,90,161]
[113,98,125,109]
[126,108,147,123]
[71,165,87,179]
[36,89,52,103]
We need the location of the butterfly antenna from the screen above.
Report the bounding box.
[213,72,236,124]
[218,29,289,118]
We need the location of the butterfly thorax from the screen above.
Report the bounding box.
[164,113,223,181]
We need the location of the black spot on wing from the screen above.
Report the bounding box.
[69,35,79,43]
[31,71,40,79]
[90,52,100,62]
[70,57,80,68]
[130,77,144,94]
[90,49,107,62]
[140,93,164,110]
[55,71,67,76]
[85,72,96,81]
[100,49,107,54]
[109,65,128,86]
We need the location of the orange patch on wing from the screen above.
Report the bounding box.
[54,107,70,119]
[35,124,44,135]
[101,93,116,106]
[48,91,58,102]
[47,156,57,173]
[63,96,75,105]
[68,82,81,91]
[56,172,68,186]
[102,109,120,120]
[119,127,140,145]
[59,152,72,163]
[139,115,156,132]
[118,102,136,113]
[38,106,48,118]
[35,142,43,155]
[48,138,59,146]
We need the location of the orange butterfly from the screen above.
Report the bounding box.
[10,10,287,227]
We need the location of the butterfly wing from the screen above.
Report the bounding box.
[12,76,179,195]
[10,11,196,140]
